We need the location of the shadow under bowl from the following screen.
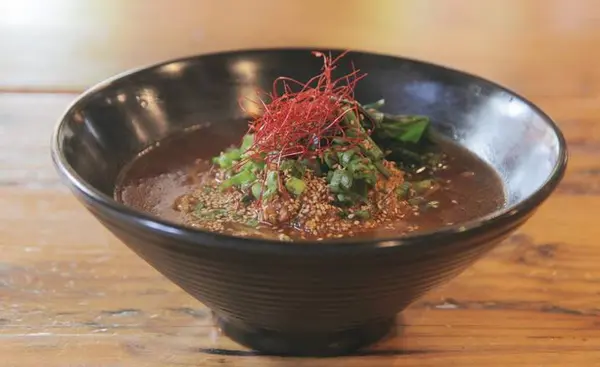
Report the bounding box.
[51,48,567,356]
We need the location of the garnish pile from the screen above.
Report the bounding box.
[174,51,442,241]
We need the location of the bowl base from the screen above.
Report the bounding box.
[215,314,394,356]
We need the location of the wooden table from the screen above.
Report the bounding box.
[2,1,599,365]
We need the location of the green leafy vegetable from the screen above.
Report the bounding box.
[359,100,431,170]
[362,99,385,110]
[378,115,430,143]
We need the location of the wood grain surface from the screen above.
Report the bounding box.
[1,0,600,366]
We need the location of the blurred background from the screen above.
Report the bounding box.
[0,0,597,98]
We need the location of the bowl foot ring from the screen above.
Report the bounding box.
[214,314,395,357]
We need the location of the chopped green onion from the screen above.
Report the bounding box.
[241,134,254,152]
[338,209,349,218]
[340,107,390,178]
[329,169,353,193]
[266,171,278,187]
[323,152,338,168]
[193,208,226,220]
[285,177,306,197]
[339,171,353,190]
[413,179,433,194]
[408,197,425,206]
[263,171,279,198]
[246,218,259,227]
[241,194,254,205]
[332,137,347,145]
[251,182,262,199]
[340,148,357,166]
[396,182,412,200]
[279,160,294,172]
[374,161,391,178]
[220,170,256,190]
[354,210,371,220]
[348,160,367,173]
[193,202,205,216]
[280,159,306,178]
[213,148,241,169]
[337,193,351,203]
[362,173,377,186]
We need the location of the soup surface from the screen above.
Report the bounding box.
[115,51,505,242]
[115,123,505,241]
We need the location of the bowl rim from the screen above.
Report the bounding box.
[51,47,568,255]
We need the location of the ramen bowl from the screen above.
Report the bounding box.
[51,48,567,356]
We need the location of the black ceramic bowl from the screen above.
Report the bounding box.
[51,49,567,356]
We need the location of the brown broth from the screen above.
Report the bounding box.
[115,124,505,241]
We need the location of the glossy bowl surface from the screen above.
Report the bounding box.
[51,48,567,356]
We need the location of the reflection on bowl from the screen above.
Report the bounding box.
[51,48,567,356]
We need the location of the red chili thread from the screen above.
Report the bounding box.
[238,51,368,170]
